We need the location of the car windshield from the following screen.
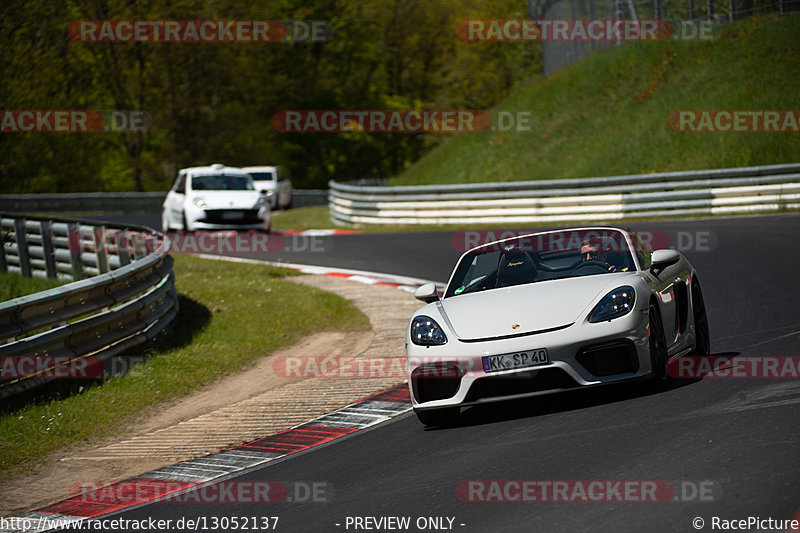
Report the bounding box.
[191,174,254,191]
[248,172,275,182]
[445,229,636,298]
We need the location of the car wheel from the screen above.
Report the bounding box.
[414,407,460,427]
[690,279,711,355]
[649,302,669,384]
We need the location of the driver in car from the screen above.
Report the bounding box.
[580,238,622,272]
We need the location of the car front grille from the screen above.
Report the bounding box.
[575,339,639,377]
[199,209,261,225]
[464,367,578,402]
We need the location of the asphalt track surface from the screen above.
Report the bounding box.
[74,214,800,532]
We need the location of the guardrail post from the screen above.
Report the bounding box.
[67,222,83,280]
[14,218,31,278]
[132,232,148,260]
[94,225,110,274]
[0,217,7,274]
[115,230,132,267]
[39,220,57,278]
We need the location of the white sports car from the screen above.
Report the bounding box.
[406,227,710,426]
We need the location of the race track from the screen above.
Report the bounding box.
[74,214,800,532]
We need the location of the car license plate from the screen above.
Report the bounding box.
[222,211,244,220]
[482,349,549,373]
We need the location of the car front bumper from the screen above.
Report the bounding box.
[186,206,271,230]
[406,309,652,410]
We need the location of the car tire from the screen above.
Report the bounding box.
[414,407,460,427]
[690,279,711,355]
[649,301,669,385]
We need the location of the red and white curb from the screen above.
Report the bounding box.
[279,229,360,237]
[2,385,412,532]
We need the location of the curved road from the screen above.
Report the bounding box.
[81,214,800,532]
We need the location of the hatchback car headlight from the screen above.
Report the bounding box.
[193,197,207,208]
[589,286,635,323]
[410,315,448,346]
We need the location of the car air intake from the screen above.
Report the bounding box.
[575,339,639,377]
[411,362,466,403]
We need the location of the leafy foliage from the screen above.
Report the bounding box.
[0,0,539,192]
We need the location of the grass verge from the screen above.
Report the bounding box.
[271,205,334,231]
[0,272,64,303]
[0,254,370,477]
[389,15,800,186]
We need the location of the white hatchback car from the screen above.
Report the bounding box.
[162,164,271,232]
[242,166,293,210]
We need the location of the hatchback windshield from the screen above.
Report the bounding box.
[191,174,254,191]
[248,172,276,182]
[445,229,636,298]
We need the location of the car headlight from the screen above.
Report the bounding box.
[589,286,636,323]
[410,315,448,346]
[193,197,207,208]
[256,195,268,205]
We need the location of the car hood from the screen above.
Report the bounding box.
[440,275,625,340]
[190,191,262,208]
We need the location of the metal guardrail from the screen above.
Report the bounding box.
[328,163,800,225]
[0,213,177,400]
[0,192,168,214]
[0,189,329,214]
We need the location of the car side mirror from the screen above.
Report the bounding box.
[650,249,680,275]
[414,283,439,303]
